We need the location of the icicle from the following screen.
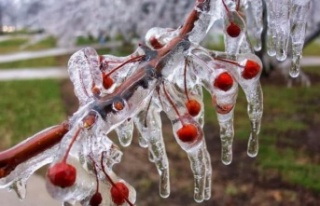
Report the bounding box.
[202,142,212,201]
[290,0,311,78]
[115,119,134,147]
[217,111,235,164]
[187,147,206,203]
[212,69,238,164]
[266,0,292,61]
[10,178,27,199]
[134,96,170,198]
[236,54,263,157]
[245,0,263,51]
[265,0,277,56]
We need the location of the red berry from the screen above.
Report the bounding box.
[176,124,198,142]
[90,192,102,206]
[149,36,164,49]
[186,99,201,116]
[47,162,76,188]
[227,22,241,38]
[214,72,234,91]
[242,60,260,79]
[110,182,129,205]
[102,74,113,89]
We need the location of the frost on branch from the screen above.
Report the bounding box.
[0,0,312,205]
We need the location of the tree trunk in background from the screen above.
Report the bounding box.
[0,4,3,35]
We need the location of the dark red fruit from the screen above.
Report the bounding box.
[90,192,102,206]
[186,99,201,116]
[176,124,198,142]
[102,74,113,89]
[47,162,76,188]
[227,22,241,38]
[110,182,129,205]
[242,60,260,79]
[214,72,234,91]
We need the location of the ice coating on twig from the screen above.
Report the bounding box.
[68,48,102,106]
[0,126,61,191]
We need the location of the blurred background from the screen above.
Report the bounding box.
[0,0,319,205]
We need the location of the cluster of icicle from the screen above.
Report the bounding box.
[0,0,311,205]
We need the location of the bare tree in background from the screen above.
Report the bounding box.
[4,0,320,84]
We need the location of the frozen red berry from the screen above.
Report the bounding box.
[214,72,234,91]
[47,162,76,188]
[90,192,102,206]
[226,22,241,38]
[186,99,201,116]
[242,60,260,79]
[110,182,129,205]
[102,74,113,89]
[176,124,198,142]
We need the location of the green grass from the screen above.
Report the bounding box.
[0,80,66,148]
[76,36,99,45]
[0,56,58,69]
[26,36,56,51]
[0,36,56,54]
[0,36,133,69]
[0,38,28,54]
[303,41,320,56]
[204,71,320,192]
